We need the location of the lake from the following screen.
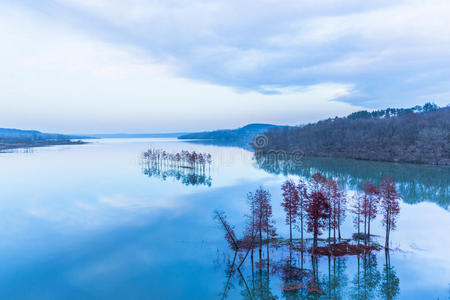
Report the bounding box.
[0,138,448,299]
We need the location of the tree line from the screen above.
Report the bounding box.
[256,103,449,165]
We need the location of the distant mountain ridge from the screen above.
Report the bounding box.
[178,123,281,148]
[0,128,90,141]
[90,132,187,138]
[0,128,90,151]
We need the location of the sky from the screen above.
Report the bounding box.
[1,0,449,134]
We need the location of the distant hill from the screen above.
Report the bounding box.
[0,128,90,141]
[178,123,280,148]
[0,128,90,151]
[258,103,450,166]
[90,132,187,138]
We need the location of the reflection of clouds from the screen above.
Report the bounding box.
[27,208,66,222]
[395,202,450,264]
[74,201,96,211]
[24,194,185,232]
[69,247,153,284]
[99,194,181,210]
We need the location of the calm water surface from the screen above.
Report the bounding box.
[0,138,448,299]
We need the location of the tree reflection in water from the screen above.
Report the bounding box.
[217,245,401,299]
[254,153,449,209]
[379,251,400,300]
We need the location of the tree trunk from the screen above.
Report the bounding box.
[328,216,331,247]
[259,224,262,260]
[251,248,254,273]
[357,213,360,245]
[364,215,367,245]
[300,209,304,252]
[385,208,391,249]
[289,214,292,244]
[333,213,336,245]
[266,225,270,263]
[313,230,318,253]
[338,212,341,241]
[385,222,390,249]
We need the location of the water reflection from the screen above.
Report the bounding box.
[352,254,381,299]
[217,248,401,299]
[0,138,446,299]
[379,251,400,300]
[254,154,450,209]
[142,164,212,186]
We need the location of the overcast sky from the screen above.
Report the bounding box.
[1,0,449,133]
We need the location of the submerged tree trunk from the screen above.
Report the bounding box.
[328,215,331,247]
[338,211,341,242]
[333,209,336,244]
[313,230,318,253]
[259,217,262,260]
[385,223,390,249]
[357,212,361,245]
[364,215,367,245]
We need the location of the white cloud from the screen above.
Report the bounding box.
[2,0,449,132]
[0,2,363,133]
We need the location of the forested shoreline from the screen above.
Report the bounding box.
[256,104,450,166]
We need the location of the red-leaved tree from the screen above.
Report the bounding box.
[324,177,338,245]
[352,192,364,245]
[244,192,258,265]
[334,183,347,242]
[305,191,330,252]
[281,180,299,244]
[297,179,308,251]
[360,181,380,244]
[250,187,276,260]
[379,177,400,249]
[306,173,331,252]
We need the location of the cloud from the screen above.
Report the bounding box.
[1,0,449,132]
[0,1,365,133]
[49,0,450,107]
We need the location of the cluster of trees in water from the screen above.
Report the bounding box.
[142,149,212,186]
[215,172,400,297]
[256,103,449,165]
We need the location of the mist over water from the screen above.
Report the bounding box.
[0,138,448,299]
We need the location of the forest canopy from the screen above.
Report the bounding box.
[256,103,449,166]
